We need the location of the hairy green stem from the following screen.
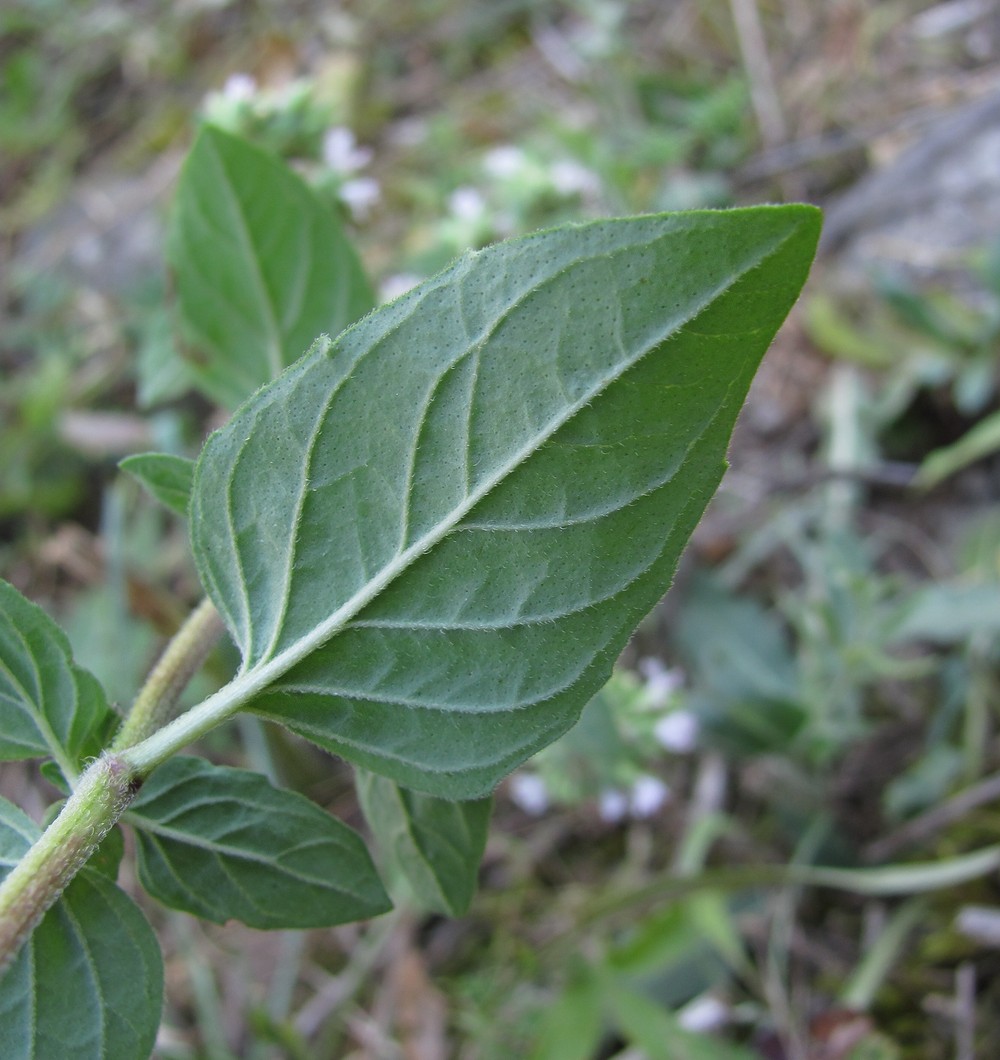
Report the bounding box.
[113,597,224,751]
[0,590,322,972]
[0,755,136,974]
[0,598,224,974]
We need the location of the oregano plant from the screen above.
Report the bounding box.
[0,124,821,1056]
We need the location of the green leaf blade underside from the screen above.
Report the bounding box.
[0,798,163,1060]
[191,207,821,798]
[120,452,195,515]
[128,756,390,928]
[0,581,115,776]
[168,124,376,409]
[356,768,491,916]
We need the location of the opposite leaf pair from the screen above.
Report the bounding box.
[0,123,821,1058]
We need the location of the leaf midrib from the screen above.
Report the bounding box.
[126,810,344,883]
[235,223,798,695]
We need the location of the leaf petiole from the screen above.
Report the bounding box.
[113,597,225,752]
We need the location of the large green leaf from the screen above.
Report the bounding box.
[0,798,162,1060]
[356,768,491,915]
[128,756,390,928]
[191,207,821,798]
[168,124,376,409]
[0,580,115,778]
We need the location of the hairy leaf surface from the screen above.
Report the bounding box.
[120,452,195,515]
[191,207,821,798]
[357,769,491,915]
[128,756,390,927]
[169,124,376,408]
[0,799,162,1060]
[0,581,115,777]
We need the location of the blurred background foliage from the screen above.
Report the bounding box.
[3,0,1000,1057]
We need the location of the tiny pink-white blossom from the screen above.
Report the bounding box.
[677,995,730,1033]
[654,710,700,753]
[322,127,374,174]
[509,773,550,816]
[448,186,486,222]
[339,177,380,220]
[639,657,685,705]
[598,788,629,824]
[379,273,422,302]
[222,73,257,102]
[629,774,670,818]
[550,160,601,196]
[482,145,527,179]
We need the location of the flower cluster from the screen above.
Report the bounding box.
[508,660,701,823]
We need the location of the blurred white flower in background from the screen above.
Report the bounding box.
[339,177,380,220]
[379,273,422,302]
[597,788,629,823]
[482,144,528,179]
[312,127,380,219]
[629,774,670,818]
[222,72,257,102]
[549,159,601,197]
[509,772,550,816]
[677,995,730,1033]
[322,126,374,174]
[638,656,685,705]
[654,710,700,753]
[449,186,487,222]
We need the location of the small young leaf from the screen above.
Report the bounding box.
[0,581,116,778]
[604,978,755,1059]
[916,409,1000,489]
[528,969,605,1060]
[356,768,491,915]
[120,452,195,515]
[191,207,821,798]
[0,798,163,1060]
[127,756,391,928]
[169,124,376,408]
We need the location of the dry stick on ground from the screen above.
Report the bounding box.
[729,0,788,148]
[955,962,976,1060]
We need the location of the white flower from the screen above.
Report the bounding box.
[482,145,527,179]
[598,788,629,824]
[639,657,684,705]
[339,177,380,220]
[509,773,550,815]
[493,210,516,237]
[380,273,422,302]
[550,160,601,197]
[222,73,257,102]
[448,186,486,222]
[322,127,374,174]
[654,710,700,753]
[677,995,729,1033]
[629,774,670,818]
